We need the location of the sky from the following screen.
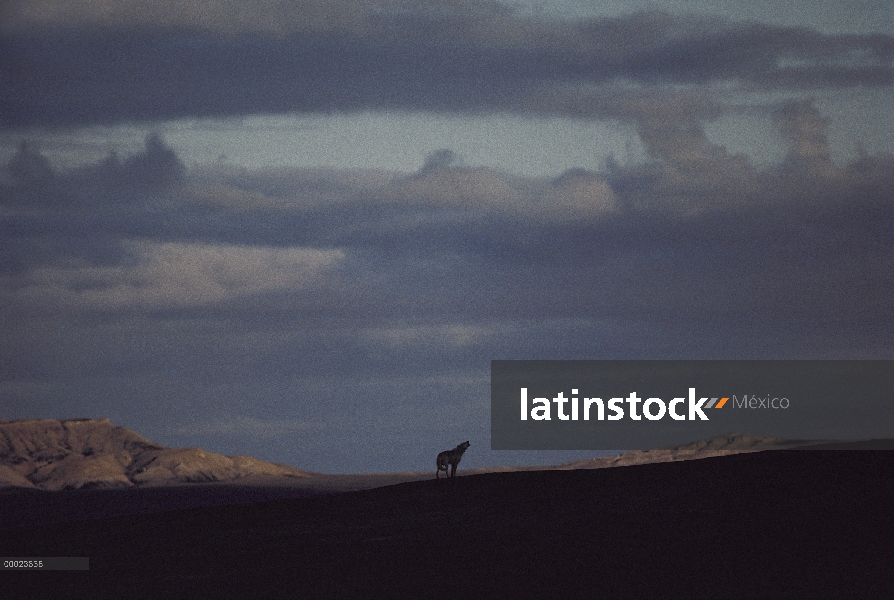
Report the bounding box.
[1,0,893,473]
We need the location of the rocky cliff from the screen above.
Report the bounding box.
[0,418,311,490]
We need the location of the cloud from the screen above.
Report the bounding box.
[4,241,346,310]
[118,132,186,188]
[185,150,620,221]
[6,141,56,186]
[0,0,607,39]
[2,133,185,209]
[2,0,341,34]
[773,99,836,178]
[169,416,323,438]
[383,158,618,219]
[419,149,459,173]
[387,164,521,210]
[540,169,620,218]
[612,116,758,209]
[362,322,506,350]
[2,108,893,472]
[1,9,890,127]
[1,114,892,349]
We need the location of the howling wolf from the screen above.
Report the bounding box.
[436,441,470,479]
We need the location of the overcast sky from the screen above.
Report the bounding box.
[1,0,893,472]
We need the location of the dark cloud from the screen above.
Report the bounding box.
[2,11,891,127]
[420,149,458,172]
[618,23,894,85]
[6,141,55,185]
[2,119,892,336]
[0,133,188,276]
[2,132,183,203]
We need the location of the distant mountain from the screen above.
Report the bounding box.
[0,418,311,490]
[0,420,829,491]
[555,432,818,470]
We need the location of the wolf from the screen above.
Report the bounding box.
[436,441,470,479]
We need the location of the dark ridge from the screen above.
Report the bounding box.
[794,438,894,450]
[0,483,337,529]
[2,449,892,598]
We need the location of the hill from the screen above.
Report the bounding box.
[2,449,892,598]
[0,419,823,493]
[556,432,817,469]
[0,418,311,490]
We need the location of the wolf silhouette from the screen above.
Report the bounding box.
[436,441,470,479]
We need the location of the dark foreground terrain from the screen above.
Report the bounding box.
[3,450,893,599]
